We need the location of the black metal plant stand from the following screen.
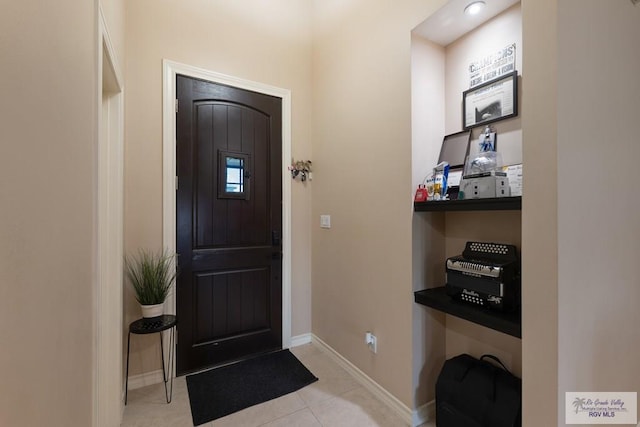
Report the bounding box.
[125,314,177,405]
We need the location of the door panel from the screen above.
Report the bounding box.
[176,75,282,375]
[193,268,269,345]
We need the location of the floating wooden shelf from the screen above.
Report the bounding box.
[414,287,521,338]
[414,196,521,212]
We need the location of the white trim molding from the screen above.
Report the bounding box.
[95,6,125,427]
[126,369,165,391]
[413,400,435,426]
[311,334,428,426]
[162,60,293,356]
[290,333,312,348]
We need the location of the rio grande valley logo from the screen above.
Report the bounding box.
[566,392,637,424]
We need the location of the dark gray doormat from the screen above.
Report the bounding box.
[186,349,318,426]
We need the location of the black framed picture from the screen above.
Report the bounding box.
[463,70,518,130]
[437,130,471,169]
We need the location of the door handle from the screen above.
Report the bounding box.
[272,230,280,246]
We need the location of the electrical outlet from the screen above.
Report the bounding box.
[365,331,377,354]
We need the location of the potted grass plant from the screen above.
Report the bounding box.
[125,248,177,318]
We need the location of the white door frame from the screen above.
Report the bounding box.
[162,60,293,364]
[95,7,124,427]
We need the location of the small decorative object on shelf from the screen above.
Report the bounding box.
[289,160,312,182]
[478,124,496,152]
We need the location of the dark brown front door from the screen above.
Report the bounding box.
[175,75,282,375]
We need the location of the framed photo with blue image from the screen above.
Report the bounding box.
[463,71,518,130]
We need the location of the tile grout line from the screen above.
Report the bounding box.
[256,406,320,427]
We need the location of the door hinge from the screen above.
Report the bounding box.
[175,176,179,190]
[175,99,179,113]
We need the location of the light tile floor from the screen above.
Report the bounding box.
[121,343,435,427]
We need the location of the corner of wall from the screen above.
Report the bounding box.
[521,0,559,425]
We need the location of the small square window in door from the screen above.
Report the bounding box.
[218,150,251,200]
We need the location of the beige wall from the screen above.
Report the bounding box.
[521,0,558,425]
[100,0,126,71]
[124,0,314,375]
[0,1,98,425]
[411,34,447,408]
[411,35,446,191]
[311,0,446,409]
[557,0,640,425]
[100,0,126,422]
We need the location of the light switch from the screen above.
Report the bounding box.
[320,215,331,229]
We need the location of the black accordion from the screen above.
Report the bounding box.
[445,241,520,311]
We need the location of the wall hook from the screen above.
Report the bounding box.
[288,160,312,182]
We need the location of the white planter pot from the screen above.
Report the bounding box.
[141,303,164,318]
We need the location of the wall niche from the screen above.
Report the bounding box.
[410,0,523,418]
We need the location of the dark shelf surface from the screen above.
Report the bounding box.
[414,196,521,212]
[129,315,177,335]
[414,287,521,338]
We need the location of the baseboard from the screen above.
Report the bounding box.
[121,388,126,420]
[290,333,312,347]
[126,369,164,390]
[413,400,435,426]
[311,334,414,426]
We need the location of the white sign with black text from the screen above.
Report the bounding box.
[469,43,516,88]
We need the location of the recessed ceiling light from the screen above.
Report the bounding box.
[464,1,486,15]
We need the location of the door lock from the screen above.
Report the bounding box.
[272,230,280,246]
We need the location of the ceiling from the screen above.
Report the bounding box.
[413,0,520,46]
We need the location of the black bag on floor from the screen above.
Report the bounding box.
[435,354,521,427]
